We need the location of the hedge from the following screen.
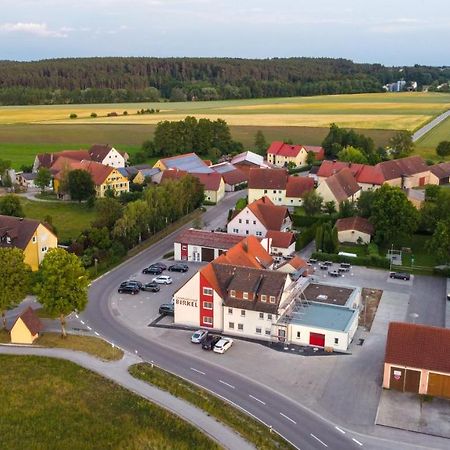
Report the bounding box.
[310,251,390,269]
[293,214,336,228]
[296,223,318,250]
[433,266,450,277]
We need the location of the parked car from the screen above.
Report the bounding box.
[338,267,350,273]
[191,329,208,343]
[152,262,167,270]
[213,337,233,354]
[202,334,222,350]
[159,303,174,315]
[389,272,411,281]
[118,284,140,295]
[120,280,143,289]
[308,258,318,264]
[142,265,163,275]
[152,275,173,285]
[319,264,328,270]
[340,263,351,269]
[168,263,189,272]
[141,282,160,292]
[324,261,333,266]
[328,270,341,277]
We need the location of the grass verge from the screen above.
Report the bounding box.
[129,363,294,450]
[35,332,124,361]
[0,355,219,450]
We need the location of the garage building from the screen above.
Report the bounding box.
[383,322,450,399]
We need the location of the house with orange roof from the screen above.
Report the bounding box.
[227,196,292,237]
[316,168,361,209]
[267,141,309,168]
[276,255,310,277]
[265,230,296,258]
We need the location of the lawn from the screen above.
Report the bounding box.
[0,355,218,450]
[415,116,450,161]
[21,198,96,242]
[130,363,294,450]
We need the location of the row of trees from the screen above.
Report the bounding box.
[2,57,449,105]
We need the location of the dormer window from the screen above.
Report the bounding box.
[261,295,267,302]
[243,292,248,300]
[230,290,236,298]
[269,296,276,304]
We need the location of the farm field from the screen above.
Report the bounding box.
[0,355,217,450]
[416,116,450,160]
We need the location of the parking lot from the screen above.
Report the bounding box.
[110,259,206,328]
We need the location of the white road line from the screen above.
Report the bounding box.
[190,367,205,375]
[279,412,296,424]
[94,331,100,336]
[86,326,92,330]
[249,394,266,405]
[80,320,85,325]
[335,426,345,434]
[310,434,328,447]
[352,438,363,446]
[219,380,235,389]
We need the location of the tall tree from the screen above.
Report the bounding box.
[68,169,95,202]
[254,130,267,155]
[370,185,419,245]
[427,220,450,264]
[389,131,414,159]
[35,167,52,193]
[35,248,89,337]
[93,197,123,230]
[303,190,323,216]
[436,141,450,157]
[0,194,24,217]
[337,146,368,164]
[0,248,31,329]
[357,190,376,218]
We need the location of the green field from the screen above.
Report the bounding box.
[0,355,218,450]
[21,198,96,242]
[416,116,450,160]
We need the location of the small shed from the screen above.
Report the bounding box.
[10,307,43,344]
[335,216,374,244]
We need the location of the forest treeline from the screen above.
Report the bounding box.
[0,57,449,105]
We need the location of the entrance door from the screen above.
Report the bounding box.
[389,367,420,392]
[419,177,425,186]
[428,373,450,399]
[404,369,421,393]
[201,247,215,262]
[309,332,325,347]
[389,367,405,391]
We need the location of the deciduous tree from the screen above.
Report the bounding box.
[68,169,95,202]
[254,130,267,155]
[337,146,368,164]
[303,190,323,216]
[389,131,414,158]
[436,141,450,157]
[35,167,52,193]
[427,220,450,264]
[0,194,24,217]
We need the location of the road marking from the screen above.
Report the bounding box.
[335,426,345,434]
[94,331,100,336]
[352,438,363,446]
[310,434,328,447]
[86,326,92,330]
[249,394,266,405]
[219,380,235,389]
[279,412,296,424]
[80,320,85,325]
[190,367,205,375]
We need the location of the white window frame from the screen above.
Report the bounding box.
[203,316,213,324]
[267,314,272,321]
[228,308,233,315]
[261,294,267,302]
[238,323,244,331]
[243,292,248,300]
[259,312,264,320]
[203,301,213,310]
[203,287,213,296]
[269,296,276,304]
[256,327,262,334]
[229,322,234,329]
[230,290,236,298]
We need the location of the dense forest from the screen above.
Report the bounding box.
[0,57,449,105]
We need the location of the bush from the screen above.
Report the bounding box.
[293,214,336,228]
[310,251,390,269]
[123,111,128,116]
[433,266,450,277]
[296,224,318,250]
[367,242,379,256]
[90,112,97,118]
[288,165,311,174]
[69,113,77,119]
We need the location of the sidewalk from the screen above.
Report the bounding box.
[0,345,255,450]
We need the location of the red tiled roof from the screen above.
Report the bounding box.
[14,307,43,335]
[248,168,288,189]
[324,168,361,203]
[385,322,450,374]
[175,229,244,249]
[377,156,429,181]
[89,144,114,162]
[286,176,314,198]
[37,150,90,169]
[267,141,304,157]
[278,255,309,271]
[335,216,374,235]
[317,160,366,178]
[357,165,385,185]
[266,230,295,249]
[246,196,291,231]
[78,160,115,185]
[160,168,187,183]
[303,145,325,160]
[191,172,223,191]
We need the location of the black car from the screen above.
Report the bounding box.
[141,282,160,292]
[142,265,163,275]
[201,334,222,351]
[152,262,167,270]
[120,280,143,289]
[168,263,189,272]
[159,303,175,316]
[319,264,328,270]
[390,271,411,281]
[338,266,350,273]
[118,284,140,295]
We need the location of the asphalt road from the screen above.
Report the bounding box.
[412,109,450,142]
[83,192,363,450]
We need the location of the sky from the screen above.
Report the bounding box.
[0,0,449,65]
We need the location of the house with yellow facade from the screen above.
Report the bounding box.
[10,306,43,344]
[53,160,129,198]
[0,215,57,271]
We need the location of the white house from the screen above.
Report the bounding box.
[335,216,374,244]
[265,230,296,257]
[88,144,128,169]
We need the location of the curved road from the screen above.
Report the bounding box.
[82,194,375,449]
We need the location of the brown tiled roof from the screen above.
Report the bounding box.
[89,144,114,162]
[191,172,223,191]
[175,229,244,249]
[160,168,187,183]
[325,168,361,203]
[385,322,450,374]
[377,156,429,181]
[37,150,90,169]
[266,230,295,249]
[335,216,374,235]
[246,196,291,231]
[78,160,115,185]
[317,161,366,178]
[248,168,288,189]
[303,283,354,306]
[430,162,450,179]
[13,306,43,335]
[286,176,314,198]
[0,215,42,250]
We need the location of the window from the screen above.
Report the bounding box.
[245,219,249,224]
[273,190,276,194]
[261,294,267,302]
[278,198,282,202]
[203,316,212,324]
[240,310,246,317]
[269,296,276,304]
[334,338,339,344]
[228,308,233,315]
[259,312,264,320]
[256,327,262,334]
[243,292,248,299]
[279,190,282,194]
[246,230,249,235]
[238,219,242,223]
[230,290,236,298]
[238,324,244,331]
[253,220,256,225]
[256,231,262,236]
[267,314,272,321]
[278,329,286,338]
[229,322,234,329]
[203,287,213,296]
[296,331,301,339]
[203,301,213,310]
[265,329,271,336]
[233,228,239,234]
[264,189,268,194]
[42,246,48,253]
[32,236,37,243]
